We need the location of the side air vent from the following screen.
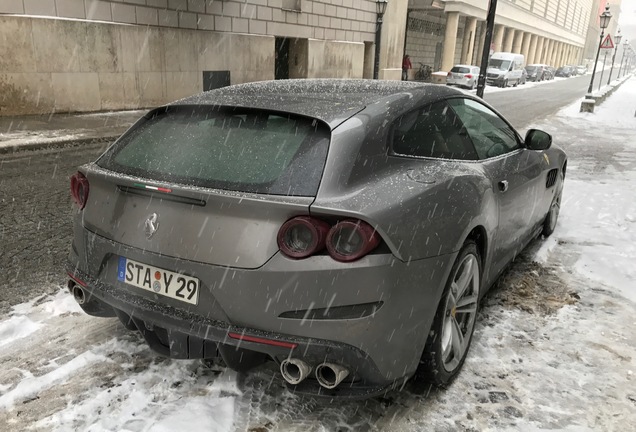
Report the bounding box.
[546,169,558,188]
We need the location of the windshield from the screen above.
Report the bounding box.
[489,59,511,71]
[97,107,330,196]
[525,66,537,72]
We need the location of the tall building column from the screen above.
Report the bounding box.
[493,25,505,52]
[512,30,523,54]
[441,12,460,72]
[475,21,486,66]
[551,42,561,66]
[528,34,539,64]
[521,32,531,60]
[461,17,478,64]
[535,37,545,65]
[561,44,569,66]
[503,28,515,52]
[543,39,554,64]
[557,43,565,66]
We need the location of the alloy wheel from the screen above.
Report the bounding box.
[549,193,561,232]
[440,254,480,372]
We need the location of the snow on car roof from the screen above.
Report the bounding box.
[172,79,461,129]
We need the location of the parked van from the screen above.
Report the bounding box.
[486,52,525,87]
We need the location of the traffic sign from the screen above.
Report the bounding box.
[600,34,614,49]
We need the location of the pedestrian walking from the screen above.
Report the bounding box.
[402,55,412,81]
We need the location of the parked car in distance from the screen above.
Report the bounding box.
[576,65,588,75]
[486,52,525,87]
[555,66,574,77]
[566,65,579,76]
[524,64,546,81]
[67,79,567,399]
[544,66,556,80]
[447,65,481,89]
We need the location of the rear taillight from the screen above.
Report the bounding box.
[465,74,473,79]
[326,219,380,262]
[277,216,330,259]
[447,72,452,77]
[278,217,380,262]
[70,172,89,209]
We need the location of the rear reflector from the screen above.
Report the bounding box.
[228,332,297,349]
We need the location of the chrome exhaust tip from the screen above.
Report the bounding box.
[72,285,86,305]
[315,362,349,389]
[280,358,312,385]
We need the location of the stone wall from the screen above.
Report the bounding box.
[0,14,366,115]
[0,0,377,43]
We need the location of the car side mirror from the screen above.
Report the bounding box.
[525,129,552,150]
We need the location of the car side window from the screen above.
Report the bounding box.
[447,98,520,159]
[391,101,478,161]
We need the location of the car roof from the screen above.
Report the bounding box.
[171,79,463,129]
[453,64,477,68]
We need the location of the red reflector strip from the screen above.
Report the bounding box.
[228,332,297,349]
[132,183,172,193]
[67,272,87,287]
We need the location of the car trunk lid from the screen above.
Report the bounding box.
[81,106,330,269]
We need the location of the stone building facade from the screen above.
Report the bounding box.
[0,0,623,115]
[1,0,409,115]
[404,0,612,74]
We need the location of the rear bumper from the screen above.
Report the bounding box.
[68,228,455,396]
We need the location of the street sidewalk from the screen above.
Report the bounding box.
[0,109,147,154]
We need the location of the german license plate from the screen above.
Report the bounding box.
[117,257,199,305]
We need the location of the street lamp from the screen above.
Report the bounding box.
[373,0,388,79]
[618,40,629,78]
[587,5,612,94]
[607,30,622,85]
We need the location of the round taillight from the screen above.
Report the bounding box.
[326,219,380,262]
[70,172,90,209]
[277,216,330,259]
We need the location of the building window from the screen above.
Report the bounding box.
[282,0,301,12]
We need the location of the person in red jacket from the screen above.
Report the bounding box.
[402,55,412,81]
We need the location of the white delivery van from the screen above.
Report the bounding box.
[486,52,525,87]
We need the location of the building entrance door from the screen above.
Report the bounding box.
[275,37,290,80]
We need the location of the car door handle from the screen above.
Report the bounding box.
[498,180,509,192]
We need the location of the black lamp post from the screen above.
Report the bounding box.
[619,40,629,78]
[607,30,622,85]
[476,0,498,99]
[587,5,612,94]
[373,0,388,80]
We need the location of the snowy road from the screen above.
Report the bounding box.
[1,78,636,431]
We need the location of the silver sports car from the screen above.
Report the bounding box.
[67,80,566,398]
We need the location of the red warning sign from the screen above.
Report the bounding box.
[600,34,614,49]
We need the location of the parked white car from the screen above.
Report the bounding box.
[446,65,481,90]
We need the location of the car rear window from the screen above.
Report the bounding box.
[451,67,470,74]
[97,107,330,196]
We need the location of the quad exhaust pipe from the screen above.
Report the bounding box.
[315,362,349,389]
[280,358,312,385]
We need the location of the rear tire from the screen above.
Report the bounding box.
[417,241,481,387]
[542,174,564,237]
